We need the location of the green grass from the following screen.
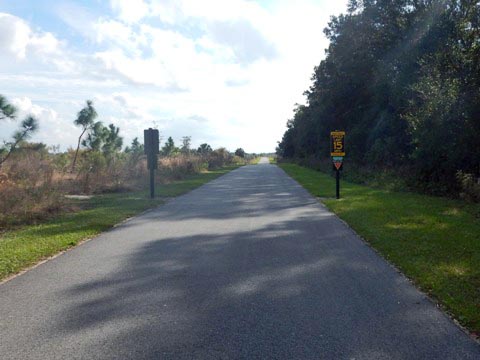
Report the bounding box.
[249,157,261,165]
[269,156,277,164]
[279,163,480,335]
[0,166,238,281]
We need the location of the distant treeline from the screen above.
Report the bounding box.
[277,0,479,196]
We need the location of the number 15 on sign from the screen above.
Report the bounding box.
[330,131,345,156]
[330,131,345,199]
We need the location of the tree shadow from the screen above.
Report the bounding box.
[53,201,479,358]
[9,164,478,359]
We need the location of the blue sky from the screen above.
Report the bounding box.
[0,0,347,152]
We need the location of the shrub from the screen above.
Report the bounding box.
[207,148,232,169]
[456,171,480,202]
[0,147,239,228]
[157,155,208,181]
[0,151,63,227]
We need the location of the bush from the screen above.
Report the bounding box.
[456,171,480,202]
[207,148,232,169]
[0,145,240,228]
[0,151,63,227]
[288,155,410,193]
[157,155,207,181]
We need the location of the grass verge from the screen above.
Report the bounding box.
[279,162,480,335]
[249,157,261,165]
[0,166,239,281]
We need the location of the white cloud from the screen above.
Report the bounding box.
[0,13,60,60]
[0,13,30,59]
[94,19,149,56]
[94,49,178,88]
[1,1,349,152]
[9,97,77,148]
[110,0,150,23]
[0,12,71,89]
[150,0,266,24]
[207,19,278,64]
[55,2,97,40]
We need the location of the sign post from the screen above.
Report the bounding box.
[144,128,159,199]
[330,131,345,199]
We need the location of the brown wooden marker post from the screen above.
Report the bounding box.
[330,131,345,199]
[144,128,159,199]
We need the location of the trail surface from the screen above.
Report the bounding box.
[1,160,479,359]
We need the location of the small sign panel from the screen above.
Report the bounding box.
[144,128,159,170]
[330,131,345,157]
[332,156,343,171]
[144,128,159,155]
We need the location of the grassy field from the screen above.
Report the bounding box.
[0,166,238,281]
[279,163,480,335]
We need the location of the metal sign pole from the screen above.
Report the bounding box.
[150,167,155,199]
[330,130,345,200]
[336,169,340,199]
[144,128,159,200]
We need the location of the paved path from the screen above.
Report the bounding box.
[1,162,479,359]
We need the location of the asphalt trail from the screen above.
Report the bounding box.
[1,161,479,359]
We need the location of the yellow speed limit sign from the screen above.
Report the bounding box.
[330,131,345,157]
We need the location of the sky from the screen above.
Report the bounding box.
[0,0,347,153]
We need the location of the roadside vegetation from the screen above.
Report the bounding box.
[0,166,238,281]
[275,0,480,335]
[277,1,480,200]
[0,95,254,280]
[280,163,480,336]
[0,97,254,228]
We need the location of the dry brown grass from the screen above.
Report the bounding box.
[157,155,208,181]
[0,147,242,228]
[0,152,63,227]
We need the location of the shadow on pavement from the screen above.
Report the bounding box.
[50,165,479,358]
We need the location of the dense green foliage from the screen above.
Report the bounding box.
[0,95,16,120]
[162,136,178,156]
[280,162,480,334]
[235,148,246,158]
[197,143,213,154]
[277,0,480,195]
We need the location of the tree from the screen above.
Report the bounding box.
[0,116,39,167]
[235,148,246,158]
[72,100,97,171]
[276,0,480,194]
[102,124,123,156]
[180,136,191,154]
[197,143,212,155]
[81,122,123,157]
[0,95,16,121]
[125,137,144,154]
[81,122,106,152]
[0,95,39,167]
[161,136,177,156]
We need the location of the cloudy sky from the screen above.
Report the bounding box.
[0,0,347,153]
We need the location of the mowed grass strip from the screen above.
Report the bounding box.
[0,166,238,281]
[279,163,480,335]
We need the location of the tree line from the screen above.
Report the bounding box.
[0,96,248,167]
[277,0,479,196]
[0,95,253,225]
